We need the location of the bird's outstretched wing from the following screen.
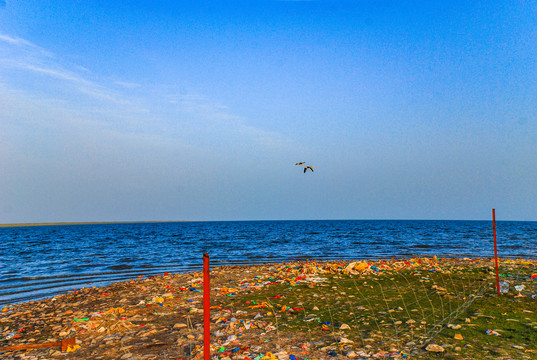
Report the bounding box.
[304,166,314,173]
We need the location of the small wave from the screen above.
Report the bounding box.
[410,244,435,249]
[108,264,134,270]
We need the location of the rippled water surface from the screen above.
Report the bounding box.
[1,220,536,305]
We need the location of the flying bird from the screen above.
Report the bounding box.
[304,166,314,173]
[295,162,305,165]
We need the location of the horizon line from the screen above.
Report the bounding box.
[1,217,530,228]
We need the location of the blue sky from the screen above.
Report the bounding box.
[1,1,536,223]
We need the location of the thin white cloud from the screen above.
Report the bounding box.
[0,32,129,106]
[0,34,34,46]
[0,33,54,58]
[163,92,294,150]
[175,93,236,120]
[0,32,294,153]
[22,64,85,82]
[114,81,142,89]
[0,56,133,106]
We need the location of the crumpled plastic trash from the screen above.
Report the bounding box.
[514,285,525,292]
[104,307,125,315]
[499,281,509,294]
[260,352,278,360]
[344,262,369,274]
[65,344,81,352]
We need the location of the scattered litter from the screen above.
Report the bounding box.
[1,256,535,359]
[499,281,509,293]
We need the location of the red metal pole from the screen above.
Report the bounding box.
[203,253,210,359]
[493,209,500,294]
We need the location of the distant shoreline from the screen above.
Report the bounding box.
[1,218,533,228]
[0,221,189,228]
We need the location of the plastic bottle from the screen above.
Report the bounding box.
[499,281,509,293]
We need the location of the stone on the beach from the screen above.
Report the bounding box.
[140,329,159,337]
[339,323,351,330]
[173,323,188,329]
[454,333,463,340]
[426,344,445,352]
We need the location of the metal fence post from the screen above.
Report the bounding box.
[203,253,210,359]
[493,209,500,294]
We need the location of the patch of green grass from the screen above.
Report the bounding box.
[215,260,537,359]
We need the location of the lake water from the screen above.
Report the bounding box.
[1,220,536,305]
